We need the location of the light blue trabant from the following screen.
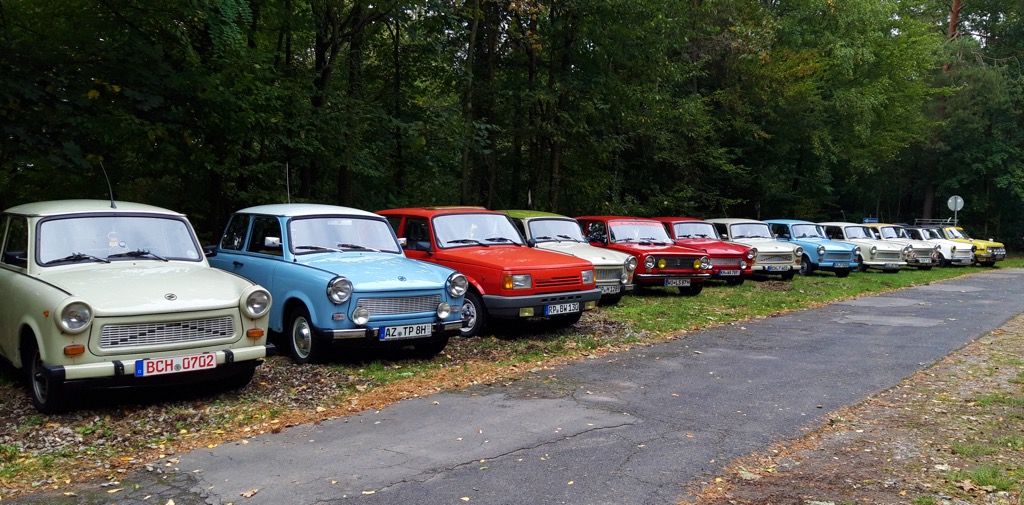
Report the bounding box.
[764,219,861,278]
[207,204,468,363]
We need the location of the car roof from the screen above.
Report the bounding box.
[501,210,570,219]
[704,218,769,225]
[378,206,499,217]
[652,216,704,223]
[237,203,380,218]
[819,221,865,227]
[4,199,183,217]
[764,219,814,225]
[576,215,662,223]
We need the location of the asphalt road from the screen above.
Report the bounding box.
[12,268,1024,505]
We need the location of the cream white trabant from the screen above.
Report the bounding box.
[0,200,273,413]
[705,218,802,280]
[819,221,909,272]
[863,223,940,270]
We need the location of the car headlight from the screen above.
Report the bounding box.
[971,245,977,252]
[644,256,655,270]
[327,276,354,304]
[740,260,748,269]
[57,301,92,334]
[746,248,757,260]
[437,302,451,319]
[447,273,469,297]
[243,289,272,318]
[933,244,941,252]
[582,269,595,284]
[816,245,826,256]
[620,272,630,283]
[625,256,638,272]
[352,307,370,325]
[699,256,711,270]
[853,246,862,257]
[870,245,878,256]
[794,246,804,258]
[951,245,957,253]
[903,245,913,256]
[502,273,531,290]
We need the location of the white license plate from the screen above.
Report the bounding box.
[545,302,580,315]
[833,262,849,268]
[380,323,433,341]
[664,278,691,287]
[883,263,901,269]
[917,258,932,264]
[135,353,216,377]
[600,285,621,294]
[766,265,789,272]
[718,270,741,276]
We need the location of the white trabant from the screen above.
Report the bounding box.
[0,200,273,413]
[863,223,940,270]
[819,222,909,272]
[705,218,802,280]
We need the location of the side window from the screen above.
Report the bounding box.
[824,226,839,240]
[512,219,527,239]
[385,216,402,235]
[247,216,283,256]
[713,223,728,238]
[405,218,431,251]
[585,222,607,243]
[772,224,790,238]
[220,214,250,251]
[1,216,29,268]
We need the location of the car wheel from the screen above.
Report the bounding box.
[460,290,487,338]
[935,253,949,267]
[24,339,71,414]
[288,305,324,364]
[780,271,795,281]
[835,269,851,278]
[978,261,996,267]
[548,311,584,329]
[678,284,704,296]
[412,336,450,358]
[856,256,869,272]
[600,293,624,305]
[799,256,814,276]
[725,278,745,286]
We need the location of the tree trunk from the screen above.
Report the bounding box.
[459,0,481,205]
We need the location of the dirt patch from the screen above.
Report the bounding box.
[684,315,1024,505]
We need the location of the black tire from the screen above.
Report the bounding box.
[780,271,795,281]
[600,293,624,305]
[799,256,814,276]
[834,269,851,278]
[678,284,704,296]
[725,278,745,286]
[221,367,257,391]
[460,290,487,337]
[288,305,325,364]
[24,339,71,414]
[936,253,950,267]
[856,256,869,272]
[412,336,450,358]
[978,261,996,267]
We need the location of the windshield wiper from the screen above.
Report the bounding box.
[556,234,578,241]
[43,252,111,265]
[485,237,521,245]
[296,245,344,253]
[338,243,380,252]
[640,237,669,245]
[107,249,169,261]
[447,239,488,247]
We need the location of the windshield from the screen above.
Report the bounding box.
[877,226,899,239]
[37,214,202,265]
[920,228,942,240]
[672,222,718,239]
[729,223,772,239]
[844,226,872,239]
[290,216,400,254]
[792,224,826,239]
[609,222,672,245]
[434,213,524,248]
[945,227,969,239]
[528,218,584,242]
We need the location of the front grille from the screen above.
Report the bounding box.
[875,252,901,261]
[710,257,741,267]
[991,247,1007,255]
[758,254,793,264]
[536,275,581,289]
[656,256,701,269]
[357,294,441,315]
[953,250,973,259]
[595,267,623,281]
[100,316,236,349]
[824,252,853,261]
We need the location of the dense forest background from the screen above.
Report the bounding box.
[2,0,1023,247]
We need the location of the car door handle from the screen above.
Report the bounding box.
[232,261,244,268]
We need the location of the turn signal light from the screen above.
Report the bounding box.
[63,344,85,356]
[246,328,265,339]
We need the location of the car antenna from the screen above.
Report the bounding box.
[99,160,116,209]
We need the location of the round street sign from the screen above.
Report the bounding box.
[947,195,964,212]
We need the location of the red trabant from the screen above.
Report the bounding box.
[575,216,712,295]
[379,207,602,337]
[654,217,756,285]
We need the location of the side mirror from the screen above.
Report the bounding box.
[203,245,218,258]
[720,233,729,240]
[264,236,282,248]
[527,238,537,247]
[397,237,408,247]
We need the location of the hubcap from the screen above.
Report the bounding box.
[461,299,478,335]
[292,317,312,359]
[31,353,48,403]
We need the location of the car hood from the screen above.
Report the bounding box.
[845,238,904,252]
[787,237,854,252]
[729,238,796,254]
[949,238,1004,250]
[440,245,590,271]
[674,238,749,256]
[42,263,254,316]
[606,242,702,256]
[535,241,630,267]
[299,252,455,290]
